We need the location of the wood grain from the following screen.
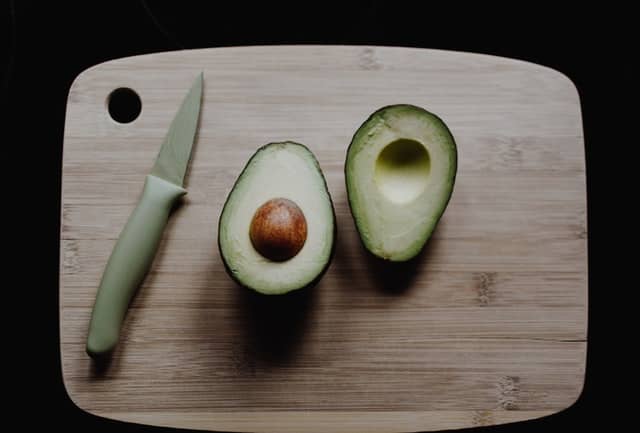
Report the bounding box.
[59,46,587,432]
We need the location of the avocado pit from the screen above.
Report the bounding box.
[250,198,307,261]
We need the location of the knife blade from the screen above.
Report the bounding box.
[86,73,203,358]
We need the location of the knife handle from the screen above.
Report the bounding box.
[86,175,186,357]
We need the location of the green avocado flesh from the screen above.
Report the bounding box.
[219,142,335,295]
[346,105,457,261]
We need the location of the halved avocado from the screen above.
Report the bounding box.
[346,105,457,261]
[218,141,336,295]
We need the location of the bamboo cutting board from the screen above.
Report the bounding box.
[60,46,587,432]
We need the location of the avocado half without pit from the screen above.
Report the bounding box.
[218,142,336,295]
[346,104,457,261]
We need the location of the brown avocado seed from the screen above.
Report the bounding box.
[249,198,307,261]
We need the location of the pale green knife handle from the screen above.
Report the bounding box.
[86,175,186,357]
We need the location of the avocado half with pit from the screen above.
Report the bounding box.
[346,105,457,261]
[218,141,336,295]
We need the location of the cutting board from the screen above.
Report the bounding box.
[60,46,587,433]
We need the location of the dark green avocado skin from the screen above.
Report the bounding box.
[344,104,458,261]
[217,141,337,295]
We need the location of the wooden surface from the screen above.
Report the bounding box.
[60,46,587,433]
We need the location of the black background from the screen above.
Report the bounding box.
[4,1,633,431]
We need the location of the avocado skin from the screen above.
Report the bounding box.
[344,104,458,261]
[218,141,337,295]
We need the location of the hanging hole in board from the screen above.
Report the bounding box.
[107,87,142,123]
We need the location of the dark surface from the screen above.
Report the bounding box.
[107,87,142,124]
[6,1,632,431]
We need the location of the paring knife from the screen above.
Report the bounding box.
[86,73,203,357]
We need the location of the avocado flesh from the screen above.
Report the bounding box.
[219,142,335,295]
[346,105,457,261]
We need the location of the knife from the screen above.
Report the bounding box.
[86,73,203,358]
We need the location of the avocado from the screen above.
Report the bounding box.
[345,105,457,261]
[218,141,336,295]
